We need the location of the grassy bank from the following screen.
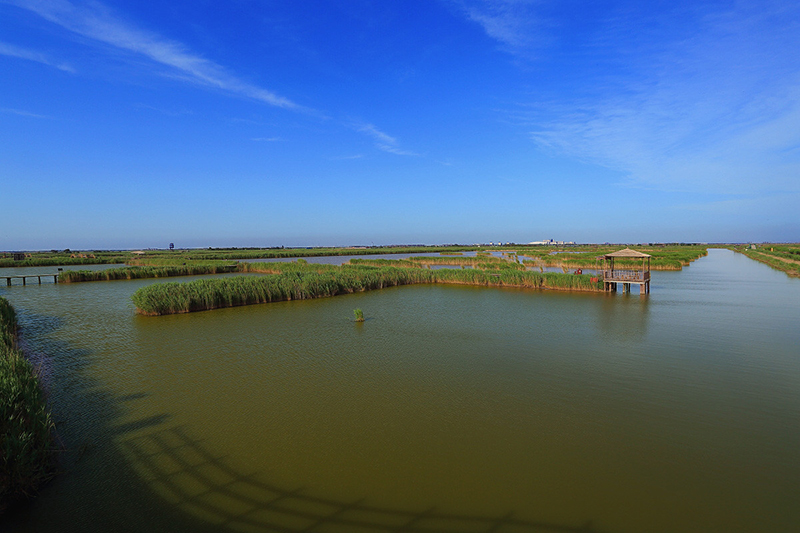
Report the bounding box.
[131,264,603,315]
[733,244,800,277]
[0,297,55,513]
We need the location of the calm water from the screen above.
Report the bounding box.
[2,249,799,532]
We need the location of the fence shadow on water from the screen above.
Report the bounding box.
[4,304,617,533]
[119,425,611,533]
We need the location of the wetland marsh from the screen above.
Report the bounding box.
[1,249,799,532]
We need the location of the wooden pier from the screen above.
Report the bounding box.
[2,274,60,286]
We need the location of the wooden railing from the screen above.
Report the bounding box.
[602,270,650,281]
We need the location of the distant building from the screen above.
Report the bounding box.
[528,239,575,246]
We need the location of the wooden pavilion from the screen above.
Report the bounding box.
[599,248,651,294]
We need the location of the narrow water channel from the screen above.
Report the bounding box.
[2,249,799,532]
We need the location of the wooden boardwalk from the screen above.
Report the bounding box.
[2,274,60,286]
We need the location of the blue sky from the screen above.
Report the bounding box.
[2,0,799,249]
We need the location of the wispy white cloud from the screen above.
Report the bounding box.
[522,3,800,195]
[251,137,282,142]
[0,107,51,119]
[356,123,397,145]
[355,123,419,156]
[9,0,301,110]
[453,0,546,54]
[0,41,75,72]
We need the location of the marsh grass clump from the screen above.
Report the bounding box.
[0,297,56,512]
[131,266,436,315]
[131,262,604,315]
[353,308,365,322]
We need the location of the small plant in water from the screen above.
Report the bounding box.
[353,308,365,322]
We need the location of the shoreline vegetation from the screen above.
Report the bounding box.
[2,246,481,268]
[3,244,709,269]
[731,244,800,278]
[59,263,238,282]
[0,297,55,513]
[51,245,711,284]
[131,264,604,315]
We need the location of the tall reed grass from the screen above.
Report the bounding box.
[131,264,603,315]
[0,297,55,512]
[59,263,238,282]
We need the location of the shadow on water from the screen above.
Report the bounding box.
[114,423,614,533]
[3,304,620,533]
[1,309,203,532]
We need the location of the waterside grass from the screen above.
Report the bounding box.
[733,244,800,278]
[131,264,603,315]
[0,297,55,513]
[59,263,238,282]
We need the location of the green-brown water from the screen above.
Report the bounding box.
[2,249,799,532]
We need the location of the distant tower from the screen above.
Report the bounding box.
[169,243,174,251]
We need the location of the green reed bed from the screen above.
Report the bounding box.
[0,255,126,268]
[131,267,436,315]
[404,256,528,271]
[131,264,603,315]
[59,263,238,283]
[0,297,55,512]
[349,258,424,268]
[520,247,708,271]
[150,245,482,262]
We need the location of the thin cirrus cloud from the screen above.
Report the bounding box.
[0,41,75,72]
[1,107,52,119]
[461,1,800,196]
[454,0,546,53]
[10,0,301,110]
[10,1,417,156]
[355,123,419,156]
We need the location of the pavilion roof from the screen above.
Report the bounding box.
[603,247,651,258]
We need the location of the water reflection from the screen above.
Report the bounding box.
[596,293,651,342]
